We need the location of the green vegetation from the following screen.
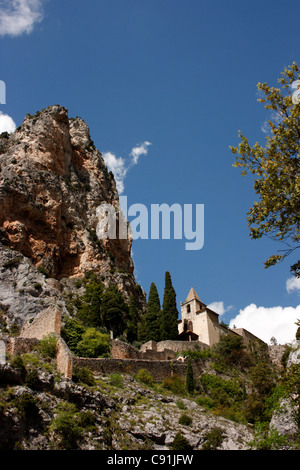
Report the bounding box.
[161,272,179,340]
[145,271,180,343]
[171,432,192,450]
[109,373,124,388]
[61,271,143,355]
[38,334,58,359]
[178,413,192,426]
[76,272,104,327]
[202,427,225,450]
[72,364,96,386]
[185,358,195,394]
[145,282,162,342]
[100,285,128,337]
[127,295,138,343]
[135,368,154,387]
[230,62,300,275]
[76,328,111,358]
[49,402,96,449]
[13,393,38,418]
[161,375,186,395]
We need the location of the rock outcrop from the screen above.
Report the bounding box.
[0,105,145,329]
[269,340,300,439]
[0,363,254,450]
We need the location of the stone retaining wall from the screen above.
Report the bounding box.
[20,306,62,340]
[140,339,209,355]
[73,356,203,381]
[111,339,177,361]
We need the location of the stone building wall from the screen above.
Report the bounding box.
[231,328,266,347]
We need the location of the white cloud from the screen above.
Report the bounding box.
[207,301,233,316]
[286,277,300,294]
[229,303,300,345]
[103,141,151,194]
[261,110,284,134]
[130,141,151,165]
[102,151,127,194]
[0,111,16,133]
[0,0,44,37]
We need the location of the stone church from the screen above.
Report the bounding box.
[178,287,264,347]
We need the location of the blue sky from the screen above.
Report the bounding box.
[1,0,300,344]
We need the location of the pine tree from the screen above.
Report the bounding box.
[161,271,179,340]
[186,358,195,394]
[145,282,162,342]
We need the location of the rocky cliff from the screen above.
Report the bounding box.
[0,105,145,330]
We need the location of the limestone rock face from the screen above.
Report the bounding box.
[0,105,145,327]
[0,106,133,279]
[269,341,300,439]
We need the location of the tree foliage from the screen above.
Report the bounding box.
[76,272,104,327]
[145,282,162,342]
[76,328,111,358]
[230,62,300,275]
[100,285,128,337]
[126,295,138,343]
[161,271,179,340]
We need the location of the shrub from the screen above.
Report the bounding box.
[178,414,193,426]
[10,355,26,376]
[162,375,186,395]
[109,373,124,388]
[38,334,57,359]
[202,427,225,450]
[200,374,245,403]
[176,399,187,410]
[76,328,110,358]
[212,334,251,368]
[14,393,37,417]
[250,424,290,450]
[195,395,214,409]
[25,368,40,389]
[136,369,154,386]
[49,402,84,450]
[171,432,193,450]
[72,365,96,386]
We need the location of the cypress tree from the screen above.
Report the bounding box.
[145,282,162,342]
[161,271,179,340]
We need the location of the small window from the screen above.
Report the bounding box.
[187,304,191,313]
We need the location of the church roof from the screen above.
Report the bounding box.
[185,287,202,303]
